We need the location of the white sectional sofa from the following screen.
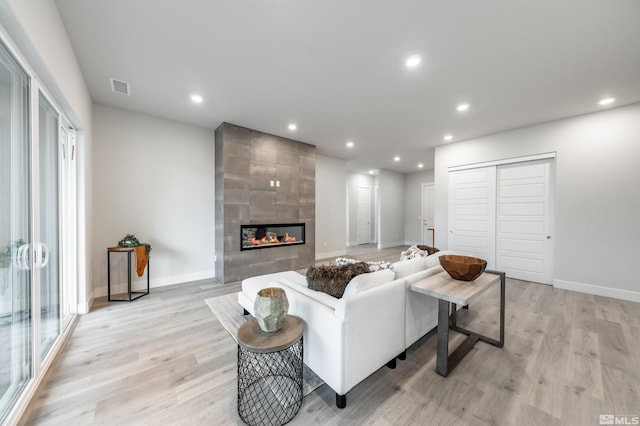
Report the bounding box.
[237,250,454,408]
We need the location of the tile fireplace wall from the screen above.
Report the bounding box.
[215,123,316,283]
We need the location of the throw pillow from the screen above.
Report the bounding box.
[306,262,370,298]
[391,257,431,279]
[417,245,440,255]
[342,269,396,298]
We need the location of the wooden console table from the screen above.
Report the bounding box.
[410,270,505,376]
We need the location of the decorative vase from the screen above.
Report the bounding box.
[254,287,289,332]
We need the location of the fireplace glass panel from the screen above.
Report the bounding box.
[241,223,305,250]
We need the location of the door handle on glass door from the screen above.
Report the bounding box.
[33,242,49,268]
[14,244,30,270]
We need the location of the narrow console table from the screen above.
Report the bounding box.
[107,247,150,302]
[410,270,505,377]
[237,315,304,426]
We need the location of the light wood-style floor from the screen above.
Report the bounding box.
[20,245,640,425]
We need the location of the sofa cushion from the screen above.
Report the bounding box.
[306,262,370,298]
[391,257,431,279]
[342,269,396,298]
[424,250,456,269]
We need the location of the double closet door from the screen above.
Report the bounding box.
[448,158,554,284]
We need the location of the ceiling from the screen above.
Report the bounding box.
[55,0,640,174]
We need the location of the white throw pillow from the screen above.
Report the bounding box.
[342,269,396,298]
[424,250,456,269]
[390,257,430,279]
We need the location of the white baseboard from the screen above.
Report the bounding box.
[404,240,421,246]
[77,300,91,315]
[316,249,347,260]
[378,241,405,249]
[94,270,215,298]
[553,279,640,303]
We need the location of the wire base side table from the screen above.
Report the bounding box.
[237,315,304,426]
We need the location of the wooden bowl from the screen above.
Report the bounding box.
[439,255,487,281]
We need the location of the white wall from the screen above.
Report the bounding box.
[0,0,93,311]
[347,173,376,246]
[315,154,347,259]
[435,102,640,302]
[378,169,405,248]
[403,170,434,245]
[92,104,214,296]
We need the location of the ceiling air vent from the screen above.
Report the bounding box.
[109,78,131,96]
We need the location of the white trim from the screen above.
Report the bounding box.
[77,301,90,315]
[316,249,347,260]
[404,240,421,246]
[93,270,216,298]
[379,241,405,249]
[554,279,640,303]
[448,152,556,172]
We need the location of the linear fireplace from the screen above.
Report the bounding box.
[241,223,305,251]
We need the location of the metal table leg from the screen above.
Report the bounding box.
[435,270,506,377]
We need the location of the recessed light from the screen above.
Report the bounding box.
[457,103,470,112]
[346,141,354,148]
[598,97,615,106]
[369,170,375,175]
[191,94,203,103]
[444,135,453,141]
[288,123,297,131]
[405,55,422,68]
[393,156,401,162]
[418,163,424,168]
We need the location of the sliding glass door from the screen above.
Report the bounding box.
[38,93,61,360]
[0,40,32,423]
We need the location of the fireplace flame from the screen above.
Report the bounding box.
[244,230,300,249]
[247,235,281,245]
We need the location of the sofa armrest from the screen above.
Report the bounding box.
[276,280,345,393]
[339,278,406,393]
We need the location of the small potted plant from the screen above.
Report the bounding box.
[117,234,151,276]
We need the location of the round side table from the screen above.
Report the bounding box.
[237,315,304,426]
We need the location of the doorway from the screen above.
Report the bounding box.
[357,186,371,245]
[421,183,435,246]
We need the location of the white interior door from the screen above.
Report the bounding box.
[421,183,435,246]
[448,167,497,268]
[496,159,553,284]
[357,186,371,245]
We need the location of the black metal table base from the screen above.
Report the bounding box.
[237,339,303,426]
[436,270,505,377]
[107,249,150,302]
